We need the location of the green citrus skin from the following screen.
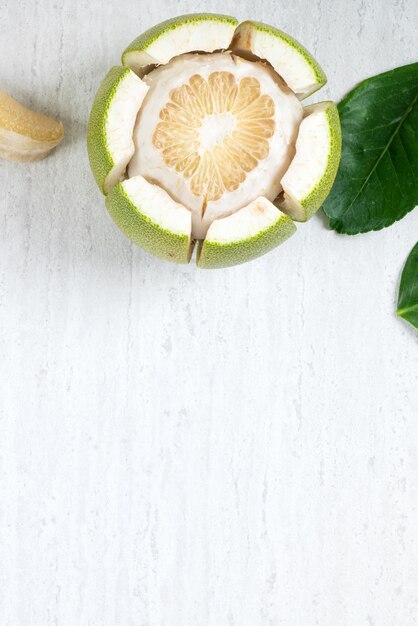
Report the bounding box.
[231,20,327,99]
[299,103,341,220]
[279,102,341,222]
[87,66,148,195]
[87,66,129,194]
[122,13,238,75]
[106,181,193,264]
[197,214,296,269]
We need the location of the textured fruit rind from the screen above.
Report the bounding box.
[87,66,131,194]
[106,182,192,264]
[231,20,327,99]
[298,102,342,220]
[247,21,326,83]
[197,214,296,269]
[122,13,238,69]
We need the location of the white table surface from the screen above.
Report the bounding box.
[1,0,418,624]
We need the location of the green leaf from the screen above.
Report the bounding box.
[397,242,418,329]
[323,63,418,234]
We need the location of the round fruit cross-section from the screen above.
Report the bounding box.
[155,73,276,202]
[128,52,303,239]
[87,14,342,268]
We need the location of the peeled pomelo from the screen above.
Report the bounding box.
[0,91,63,162]
[88,13,341,268]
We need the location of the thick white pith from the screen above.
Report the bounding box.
[199,111,236,150]
[123,19,238,75]
[122,175,191,235]
[280,102,332,218]
[128,52,302,239]
[231,24,325,99]
[103,71,149,193]
[205,196,284,243]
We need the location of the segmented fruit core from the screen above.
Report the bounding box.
[153,73,275,203]
[129,53,303,239]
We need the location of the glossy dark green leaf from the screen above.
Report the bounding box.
[397,241,418,329]
[323,63,418,234]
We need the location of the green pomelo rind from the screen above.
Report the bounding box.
[197,213,296,269]
[281,102,341,221]
[87,66,135,194]
[106,182,192,264]
[122,13,238,73]
[301,102,341,219]
[231,20,327,99]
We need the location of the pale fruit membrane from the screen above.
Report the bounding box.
[122,13,238,76]
[197,196,296,268]
[87,66,149,194]
[128,52,303,239]
[0,91,63,162]
[106,175,193,264]
[230,21,327,99]
[279,101,341,221]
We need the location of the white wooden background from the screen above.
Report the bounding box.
[1,0,418,624]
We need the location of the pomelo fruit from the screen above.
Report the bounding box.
[88,14,341,267]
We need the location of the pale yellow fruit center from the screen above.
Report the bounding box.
[199,112,235,151]
[152,72,275,204]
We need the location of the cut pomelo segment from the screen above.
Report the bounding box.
[278,101,341,221]
[106,175,193,263]
[0,91,63,162]
[122,13,238,77]
[129,52,302,239]
[230,21,327,99]
[197,197,296,269]
[87,66,149,194]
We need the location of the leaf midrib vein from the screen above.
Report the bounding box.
[397,303,418,316]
